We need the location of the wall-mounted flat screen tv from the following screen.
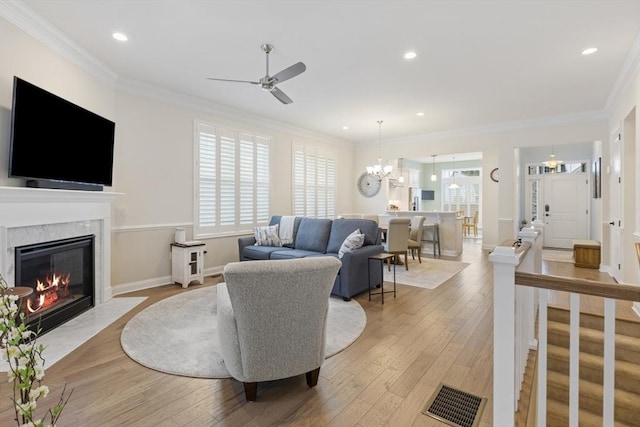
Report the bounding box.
[9,76,115,190]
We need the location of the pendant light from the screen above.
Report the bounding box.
[398,158,404,183]
[366,120,393,180]
[448,156,460,189]
[430,155,437,181]
[543,145,563,169]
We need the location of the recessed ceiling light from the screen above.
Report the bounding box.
[404,51,417,60]
[112,32,128,42]
[582,47,597,55]
[416,112,425,117]
[341,125,349,130]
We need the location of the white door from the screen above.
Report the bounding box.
[543,173,589,248]
[609,133,622,282]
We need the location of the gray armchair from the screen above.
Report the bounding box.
[217,256,342,401]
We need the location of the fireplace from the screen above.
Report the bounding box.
[15,235,95,335]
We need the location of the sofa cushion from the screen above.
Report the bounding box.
[243,245,293,260]
[327,218,380,253]
[270,249,324,260]
[294,218,332,253]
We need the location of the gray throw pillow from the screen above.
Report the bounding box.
[254,225,282,247]
[338,229,364,258]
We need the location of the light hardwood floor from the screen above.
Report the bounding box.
[1,239,632,426]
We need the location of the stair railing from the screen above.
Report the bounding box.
[489,226,640,427]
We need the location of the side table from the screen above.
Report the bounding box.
[170,241,206,288]
[368,253,396,304]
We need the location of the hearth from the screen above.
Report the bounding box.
[15,235,95,335]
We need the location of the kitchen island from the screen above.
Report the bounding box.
[379,211,463,256]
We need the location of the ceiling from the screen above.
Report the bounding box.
[15,0,640,144]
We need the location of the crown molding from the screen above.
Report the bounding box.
[605,31,640,112]
[116,77,352,148]
[379,110,607,147]
[0,0,117,85]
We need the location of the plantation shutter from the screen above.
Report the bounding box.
[195,120,271,237]
[292,143,336,218]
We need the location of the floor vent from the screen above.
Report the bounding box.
[422,383,487,427]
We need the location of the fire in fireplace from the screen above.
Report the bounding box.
[15,235,95,335]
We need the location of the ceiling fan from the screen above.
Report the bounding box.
[206,43,306,104]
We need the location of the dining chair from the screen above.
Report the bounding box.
[462,211,479,237]
[408,216,426,263]
[383,217,411,271]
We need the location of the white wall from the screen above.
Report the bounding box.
[605,33,639,285]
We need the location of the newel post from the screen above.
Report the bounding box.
[489,243,521,427]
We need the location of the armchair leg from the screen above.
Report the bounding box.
[243,382,258,401]
[306,367,321,387]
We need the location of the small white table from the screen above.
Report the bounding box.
[170,241,206,288]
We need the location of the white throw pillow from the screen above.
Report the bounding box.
[254,225,282,247]
[338,229,365,258]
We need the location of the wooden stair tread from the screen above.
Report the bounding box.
[546,398,635,427]
[547,344,640,395]
[548,306,640,338]
[547,371,640,415]
[547,344,640,375]
[547,320,640,362]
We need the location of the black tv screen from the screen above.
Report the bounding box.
[9,76,115,189]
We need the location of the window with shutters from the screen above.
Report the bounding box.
[293,143,336,218]
[442,167,481,221]
[195,120,271,237]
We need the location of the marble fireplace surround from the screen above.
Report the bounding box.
[0,186,119,305]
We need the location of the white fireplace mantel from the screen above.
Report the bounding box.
[0,186,120,304]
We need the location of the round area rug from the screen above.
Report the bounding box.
[120,285,366,378]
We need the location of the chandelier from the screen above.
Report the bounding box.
[543,146,563,169]
[366,120,392,180]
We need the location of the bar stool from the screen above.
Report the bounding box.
[422,223,441,258]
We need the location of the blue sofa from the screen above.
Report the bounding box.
[237,216,384,300]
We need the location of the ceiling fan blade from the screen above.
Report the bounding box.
[206,77,260,85]
[271,87,293,104]
[271,62,306,84]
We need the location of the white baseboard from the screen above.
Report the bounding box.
[111,265,226,297]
